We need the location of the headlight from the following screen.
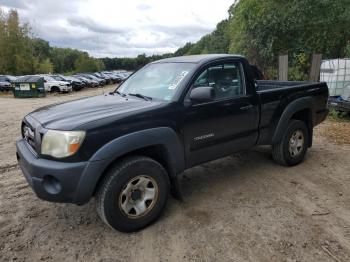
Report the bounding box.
[41,130,86,158]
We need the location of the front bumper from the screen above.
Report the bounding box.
[16,139,106,205]
[60,85,72,92]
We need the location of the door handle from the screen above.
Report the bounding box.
[240,105,254,110]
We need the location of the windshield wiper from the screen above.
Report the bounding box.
[128,93,152,101]
[110,90,126,97]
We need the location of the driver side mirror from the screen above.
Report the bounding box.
[190,86,215,103]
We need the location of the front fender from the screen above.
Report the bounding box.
[74,127,184,204]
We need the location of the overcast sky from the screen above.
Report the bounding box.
[0,0,232,57]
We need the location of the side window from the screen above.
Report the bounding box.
[193,69,208,87]
[193,62,245,100]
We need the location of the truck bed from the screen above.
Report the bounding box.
[256,80,314,92]
[254,80,329,145]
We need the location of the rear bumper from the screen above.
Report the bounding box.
[16,139,107,205]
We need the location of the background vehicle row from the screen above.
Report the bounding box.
[0,70,132,93]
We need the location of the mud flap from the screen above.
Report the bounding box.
[170,175,184,201]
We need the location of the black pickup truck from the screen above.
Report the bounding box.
[16,54,328,232]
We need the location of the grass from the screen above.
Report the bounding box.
[328,109,350,122]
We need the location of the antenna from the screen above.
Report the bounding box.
[96,33,105,96]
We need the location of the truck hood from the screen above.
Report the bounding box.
[28,94,163,130]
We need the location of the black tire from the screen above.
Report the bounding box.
[51,86,60,93]
[272,120,309,166]
[96,156,169,232]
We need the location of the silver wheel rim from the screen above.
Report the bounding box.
[118,175,159,219]
[288,130,304,157]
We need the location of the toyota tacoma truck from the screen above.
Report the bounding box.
[16,54,329,232]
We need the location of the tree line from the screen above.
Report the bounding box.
[1,1,350,79]
[173,0,350,79]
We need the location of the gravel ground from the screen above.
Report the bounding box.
[1,87,350,262]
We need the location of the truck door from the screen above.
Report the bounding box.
[183,60,259,167]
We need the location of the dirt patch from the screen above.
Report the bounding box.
[318,118,350,145]
[1,88,350,262]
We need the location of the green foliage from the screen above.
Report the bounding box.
[170,0,350,80]
[32,38,50,61]
[346,42,350,58]
[0,9,37,75]
[227,0,350,78]
[174,42,194,56]
[288,53,310,81]
[38,58,54,74]
[328,109,350,121]
[101,53,173,71]
[75,53,104,72]
[172,20,230,56]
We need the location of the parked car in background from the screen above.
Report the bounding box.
[0,75,16,92]
[64,76,86,90]
[101,72,119,82]
[0,71,132,94]
[52,75,85,91]
[0,81,12,92]
[78,74,106,86]
[0,75,17,84]
[74,75,99,87]
[40,75,72,93]
[102,71,124,83]
[113,71,132,82]
[92,72,113,84]
[103,72,120,83]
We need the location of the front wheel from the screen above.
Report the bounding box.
[272,120,309,166]
[50,86,60,93]
[96,156,169,232]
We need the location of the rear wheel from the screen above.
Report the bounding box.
[96,156,169,232]
[272,120,309,166]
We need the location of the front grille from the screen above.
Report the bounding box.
[22,122,36,151]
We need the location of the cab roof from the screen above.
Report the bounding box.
[152,54,244,64]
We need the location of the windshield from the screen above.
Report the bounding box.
[6,75,16,81]
[78,76,89,81]
[82,75,93,80]
[118,63,195,101]
[44,76,55,81]
[52,75,64,81]
[88,75,99,80]
[66,76,79,81]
